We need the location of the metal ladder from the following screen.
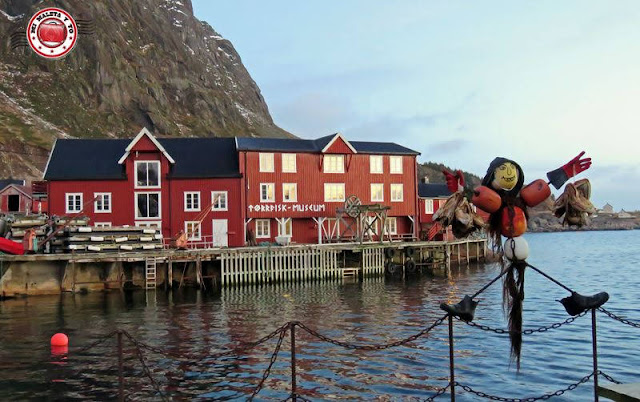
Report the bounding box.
[145,257,157,290]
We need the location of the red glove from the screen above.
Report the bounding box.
[443,169,465,193]
[547,151,592,189]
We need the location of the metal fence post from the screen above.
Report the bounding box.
[291,322,298,401]
[448,315,455,402]
[591,309,599,402]
[117,330,124,402]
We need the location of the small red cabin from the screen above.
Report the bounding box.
[0,183,32,214]
[417,182,453,240]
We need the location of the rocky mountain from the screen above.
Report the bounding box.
[417,161,482,187]
[0,0,290,180]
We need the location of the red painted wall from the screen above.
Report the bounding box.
[418,197,448,224]
[323,136,355,154]
[0,187,31,214]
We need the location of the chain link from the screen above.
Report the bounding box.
[123,331,169,402]
[71,330,118,353]
[598,307,640,328]
[424,382,451,401]
[458,310,588,335]
[456,371,594,402]
[598,370,623,385]
[247,327,287,401]
[297,315,446,350]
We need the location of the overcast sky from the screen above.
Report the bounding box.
[193,1,640,210]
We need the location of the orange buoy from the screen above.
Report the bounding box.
[500,206,527,237]
[51,333,69,347]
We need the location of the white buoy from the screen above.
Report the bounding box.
[504,236,529,261]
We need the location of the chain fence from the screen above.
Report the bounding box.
[598,370,623,385]
[458,310,588,335]
[598,307,640,328]
[248,328,287,401]
[423,382,452,401]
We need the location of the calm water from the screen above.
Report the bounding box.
[0,231,638,401]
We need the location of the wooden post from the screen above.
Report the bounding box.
[72,258,76,293]
[466,242,469,265]
[168,259,173,289]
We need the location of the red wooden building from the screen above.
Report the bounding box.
[417,181,453,240]
[0,183,32,214]
[44,129,420,247]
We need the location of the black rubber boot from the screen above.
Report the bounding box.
[559,291,609,316]
[440,295,478,322]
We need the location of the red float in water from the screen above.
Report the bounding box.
[51,333,69,347]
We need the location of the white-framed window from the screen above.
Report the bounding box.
[324,183,345,202]
[278,218,292,237]
[390,156,403,174]
[135,192,161,219]
[370,155,383,174]
[390,184,403,202]
[136,221,161,228]
[184,191,200,212]
[259,153,274,172]
[66,193,82,213]
[212,191,228,211]
[282,153,296,173]
[371,183,384,202]
[260,183,275,202]
[425,199,434,214]
[385,217,397,235]
[323,155,344,173]
[94,222,111,228]
[185,221,202,240]
[282,183,297,202]
[135,161,161,188]
[256,219,270,238]
[94,192,112,213]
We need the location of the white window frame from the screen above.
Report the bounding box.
[390,156,403,174]
[94,222,111,228]
[211,191,228,211]
[323,155,345,173]
[93,192,112,213]
[282,153,296,173]
[135,191,161,220]
[385,217,397,235]
[134,160,161,189]
[185,221,202,241]
[370,155,383,174]
[260,183,275,202]
[324,183,345,202]
[278,217,293,237]
[259,153,274,172]
[66,193,83,213]
[282,183,297,203]
[371,183,384,202]
[135,221,161,228]
[184,191,201,212]
[256,219,270,238]
[425,199,434,214]
[390,184,403,202]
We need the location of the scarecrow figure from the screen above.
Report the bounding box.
[439,152,594,369]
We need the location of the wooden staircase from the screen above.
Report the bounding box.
[145,257,157,290]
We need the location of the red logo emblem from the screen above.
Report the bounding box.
[27,8,77,59]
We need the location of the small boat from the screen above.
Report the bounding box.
[0,237,24,255]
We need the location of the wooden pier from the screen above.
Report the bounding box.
[0,238,488,296]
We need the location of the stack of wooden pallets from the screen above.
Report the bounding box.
[61,226,164,253]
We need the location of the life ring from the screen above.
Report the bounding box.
[405,259,417,274]
[404,247,415,258]
[384,248,395,259]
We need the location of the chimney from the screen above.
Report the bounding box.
[422,176,429,183]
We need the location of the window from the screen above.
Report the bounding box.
[385,217,397,235]
[136,221,161,228]
[323,155,344,173]
[94,222,111,228]
[259,153,274,172]
[135,161,160,188]
[184,192,200,211]
[260,183,275,202]
[324,183,345,202]
[66,193,82,213]
[135,192,161,219]
[390,156,403,174]
[371,183,384,202]
[212,191,228,211]
[370,155,383,174]
[256,219,270,238]
[94,193,112,213]
[278,218,292,237]
[390,184,403,202]
[425,199,434,214]
[185,221,202,240]
[282,153,296,173]
[282,183,297,202]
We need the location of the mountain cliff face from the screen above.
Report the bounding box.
[0,0,290,180]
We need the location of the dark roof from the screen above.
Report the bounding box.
[0,179,25,190]
[418,183,452,198]
[44,138,240,180]
[236,134,419,155]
